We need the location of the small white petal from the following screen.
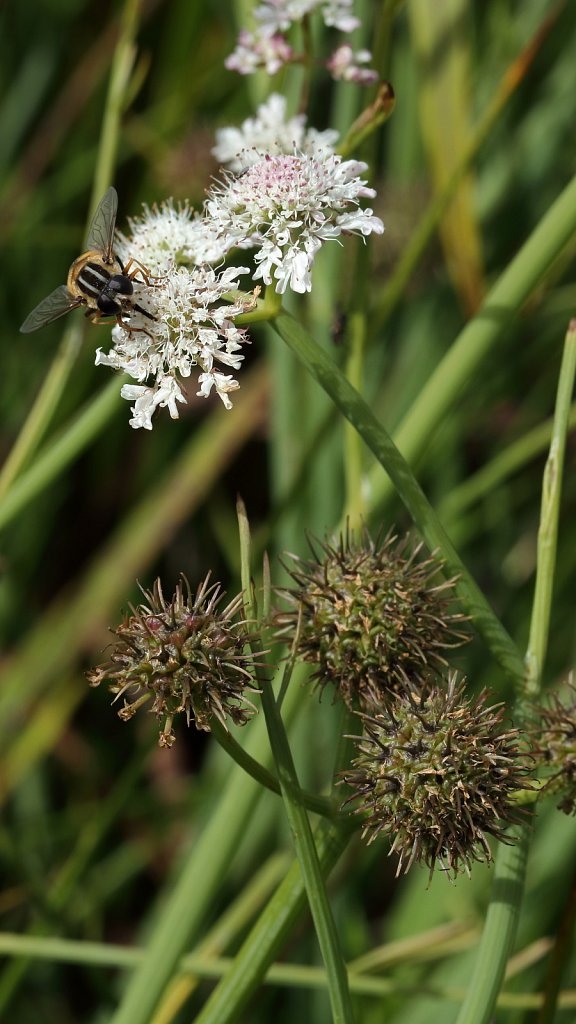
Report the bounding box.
[213,93,339,172]
[96,258,252,426]
[205,151,384,296]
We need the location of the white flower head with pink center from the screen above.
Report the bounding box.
[204,151,384,294]
[213,93,339,173]
[95,263,253,429]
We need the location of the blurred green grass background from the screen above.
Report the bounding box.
[1,0,576,1021]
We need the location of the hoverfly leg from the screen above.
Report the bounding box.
[122,257,166,286]
[116,313,155,341]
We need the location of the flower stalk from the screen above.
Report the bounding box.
[272,308,525,681]
[455,319,576,1024]
[237,498,356,1024]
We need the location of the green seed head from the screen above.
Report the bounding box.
[277,529,467,710]
[536,678,576,815]
[88,575,260,747]
[343,676,531,879]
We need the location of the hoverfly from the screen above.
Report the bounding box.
[20,187,155,334]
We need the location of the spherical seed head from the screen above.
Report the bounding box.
[277,529,467,710]
[536,678,576,815]
[87,575,261,747]
[343,677,531,879]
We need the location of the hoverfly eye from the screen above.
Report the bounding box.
[98,295,122,315]
[109,274,133,296]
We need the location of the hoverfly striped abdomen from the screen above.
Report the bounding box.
[75,260,135,315]
[76,262,116,301]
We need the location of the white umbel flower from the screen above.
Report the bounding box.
[205,152,384,294]
[116,200,226,274]
[95,263,252,429]
[213,93,339,173]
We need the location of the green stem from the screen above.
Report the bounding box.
[0,744,149,1013]
[0,0,140,501]
[87,0,140,223]
[273,309,524,682]
[523,319,576,698]
[373,7,565,329]
[0,323,83,502]
[0,378,122,532]
[537,865,576,1024]
[238,285,283,325]
[3,928,576,1009]
[344,241,369,527]
[236,500,355,1024]
[191,816,352,1024]
[438,402,576,523]
[110,664,304,1024]
[151,853,290,1024]
[454,829,531,1024]
[367,170,576,513]
[259,687,356,1024]
[210,718,337,819]
[455,319,576,1024]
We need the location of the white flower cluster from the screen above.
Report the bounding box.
[95,95,383,429]
[205,152,384,293]
[225,0,376,83]
[95,257,252,430]
[212,93,339,172]
[116,200,225,272]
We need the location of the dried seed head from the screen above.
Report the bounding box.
[87,575,261,747]
[277,529,467,710]
[536,678,576,815]
[342,676,531,880]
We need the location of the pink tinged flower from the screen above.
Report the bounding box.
[225,28,294,76]
[326,44,378,85]
[205,152,384,294]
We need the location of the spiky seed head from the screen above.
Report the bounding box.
[536,677,576,815]
[277,528,467,710]
[342,675,531,880]
[87,575,261,747]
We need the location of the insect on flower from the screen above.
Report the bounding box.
[20,187,156,334]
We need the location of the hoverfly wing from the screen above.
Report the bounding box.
[86,186,118,262]
[19,285,82,334]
